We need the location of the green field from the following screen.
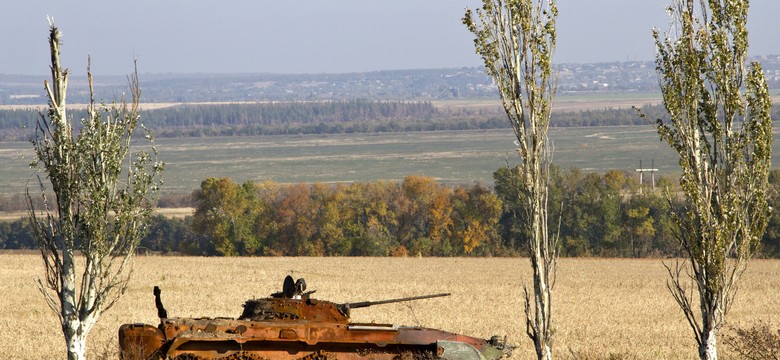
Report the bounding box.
[1,126,688,195]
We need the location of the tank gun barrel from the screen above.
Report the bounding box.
[347,292,450,309]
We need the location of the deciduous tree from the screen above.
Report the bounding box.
[28,23,162,360]
[464,0,558,358]
[192,178,258,255]
[645,1,773,358]
[451,185,502,255]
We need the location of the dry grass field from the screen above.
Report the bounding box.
[1,255,778,359]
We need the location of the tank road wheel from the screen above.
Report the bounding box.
[171,354,206,360]
[221,352,269,360]
[393,350,437,360]
[297,350,335,360]
[172,352,268,360]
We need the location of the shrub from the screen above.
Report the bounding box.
[723,321,780,360]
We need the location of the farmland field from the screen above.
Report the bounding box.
[1,254,777,359]
[0,126,689,195]
[3,126,779,196]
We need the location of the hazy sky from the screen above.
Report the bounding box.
[2,1,778,76]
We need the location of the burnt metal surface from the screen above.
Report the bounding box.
[118,276,511,359]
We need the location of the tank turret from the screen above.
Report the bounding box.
[238,276,450,323]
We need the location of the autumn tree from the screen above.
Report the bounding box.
[28,24,162,360]
[451,185,502,255]
[397,176,453,255]
[428,187,455,253]
[273,183,321,255]
[646,1,773,358]
[464,0,558,358]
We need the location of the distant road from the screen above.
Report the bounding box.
[433,94,663,113]
[434,94,780,112]
[0,101,258,111]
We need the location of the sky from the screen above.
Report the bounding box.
[2,1,778,76]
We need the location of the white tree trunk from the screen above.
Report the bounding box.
[699,329,717,360]
[63,308,98,360]
[539,344,552,360]
[64,323,88,360]
[60,251,81,360]
[59,250,98,360]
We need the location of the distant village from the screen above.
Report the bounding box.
[2,56,779,105]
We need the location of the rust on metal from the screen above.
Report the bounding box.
[118,276,512,359]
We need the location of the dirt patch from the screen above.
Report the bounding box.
[155,208,195,219]
[0,207,194,221]
[0,211,26,221]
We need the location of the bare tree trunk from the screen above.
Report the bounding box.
[61,250,80,360]
[700,328,717,360]
[64,320,90,360]
[59,249,99,360]
[525,169,554,360]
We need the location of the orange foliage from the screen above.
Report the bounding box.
[192,176,503,256]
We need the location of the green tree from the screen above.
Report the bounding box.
[493,167,525,251]
[464,0,558,358]
[622,190,677,257]
[343,181,397,256]
[625,205,655,258]
[141,215,202,255]
[571,173,622,255]
[28,24,162,360]
[310,183,350,256]
[763,170,780,256]
[646,1,773,358]
[192,178,258,255]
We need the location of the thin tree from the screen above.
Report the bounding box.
[28,23,163,360]
[645,1,773,359]
[464,1,558,359]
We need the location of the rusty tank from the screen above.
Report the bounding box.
[119,276,512,359]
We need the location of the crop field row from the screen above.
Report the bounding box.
[1,255,777,359]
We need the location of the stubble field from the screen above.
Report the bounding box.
[1,254,777,359]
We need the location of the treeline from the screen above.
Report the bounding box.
[144,100,437,126]
[135,99,505,137]
[188,176,503,256]
[550,104,669,127]
[4,168,780,257]
[4,101,779,140]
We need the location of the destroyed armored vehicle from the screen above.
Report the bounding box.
[119,276,511,359]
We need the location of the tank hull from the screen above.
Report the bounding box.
[119,318,504,359]
[119,279,510,359]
